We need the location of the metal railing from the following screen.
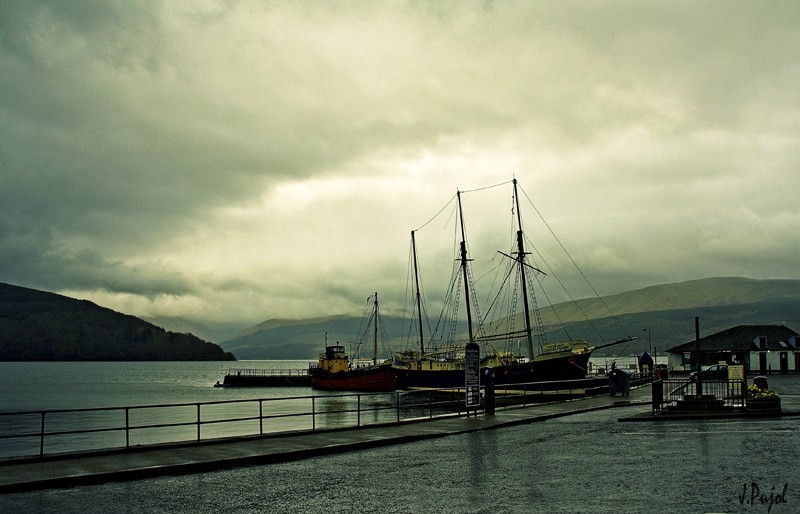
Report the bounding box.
[654,378,746,412]
[0,373,650,461]
[224,368,310,377]
[0,388,477,461]
[490,372,651,409]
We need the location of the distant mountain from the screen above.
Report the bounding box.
[0,283,235,361]
[222,313,410,361]
[142,315,242,344]
[218,277,800,360]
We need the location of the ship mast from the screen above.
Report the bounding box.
[373,292,379,366]
[513,178,536,358]
[457,190,475,343]
[411,231,425,354]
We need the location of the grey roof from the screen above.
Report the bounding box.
[667,324,799,353]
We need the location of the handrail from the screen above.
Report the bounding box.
[0,375,634,461]
[224,368,310,377]
[0,388,474,460]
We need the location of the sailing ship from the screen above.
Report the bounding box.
[393,179,631,390]
[310,292,397,392]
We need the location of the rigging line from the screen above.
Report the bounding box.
[404,232,435,350]
[402,240,414,346]
[525,233,607,344]
[482,260,516,332]
[377,310,392,356]
[412,193,458,232]
[458,179,513,195]
[518,183,631,338]
[430,262,460,349]
[354,294,374,354]
[531,271,575,342]
[477,257,509,319]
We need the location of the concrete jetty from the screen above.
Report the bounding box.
[0,386,651,494]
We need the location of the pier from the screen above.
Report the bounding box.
[218,367,312,387]
[0,382,651,493]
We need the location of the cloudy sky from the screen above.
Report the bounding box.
[2,1,799,327]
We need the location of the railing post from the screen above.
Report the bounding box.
[428,392,433,419]
[125,407,130,449]
[259,399,264,436]
[39,411,46,458]
[312,396,316,431]
[357,395,361,427]
[196,403,201,442]
[485,374,495,415]
[396,391,400,423]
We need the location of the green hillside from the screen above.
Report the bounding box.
[0,283,236,361]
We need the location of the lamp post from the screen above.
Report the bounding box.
[643,328,652,354]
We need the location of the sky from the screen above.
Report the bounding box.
[1,1,799,328]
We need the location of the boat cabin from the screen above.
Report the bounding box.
[318,344,350,373]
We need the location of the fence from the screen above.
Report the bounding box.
[0,388,481,461]
[654,378,747,412]
[0,374,649,461]
[223,368,310,377]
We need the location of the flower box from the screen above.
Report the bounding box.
[746,398,781,411]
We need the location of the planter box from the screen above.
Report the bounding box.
[746,398,781,411]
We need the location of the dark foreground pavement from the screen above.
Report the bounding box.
[0,386,651,493]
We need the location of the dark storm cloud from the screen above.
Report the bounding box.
[1,1,799,323]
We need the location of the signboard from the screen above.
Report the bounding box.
[465,342,480,408]
[728,364,745,381]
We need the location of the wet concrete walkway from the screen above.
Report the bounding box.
[0,386,651,493]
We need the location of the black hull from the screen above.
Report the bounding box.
[394,350,592,390]
[494,351,591,385]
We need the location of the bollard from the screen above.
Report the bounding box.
[484,369,496,415]
[652,379,663,414]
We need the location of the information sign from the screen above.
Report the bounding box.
[465,342,480,408]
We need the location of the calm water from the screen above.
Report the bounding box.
[1,361,798,513]
[0,360,313,411]
[0,358,643,412]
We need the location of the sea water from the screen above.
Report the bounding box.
[0,357,643,411]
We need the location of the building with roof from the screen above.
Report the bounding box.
[666,324,800,374]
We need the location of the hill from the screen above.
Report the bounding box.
[218,277,800,359]
[0,283,236,361]
[222,313,410,360]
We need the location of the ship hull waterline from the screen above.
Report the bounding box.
[392,350,593,391]
[310,364,397,392]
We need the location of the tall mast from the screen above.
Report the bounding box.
[513,179,536,358]
[373,292,379,366]
[411,231,425,354]
[457,190,475,343]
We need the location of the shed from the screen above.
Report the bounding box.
[666,324,800,374]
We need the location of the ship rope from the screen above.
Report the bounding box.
[517,183,633,342]
[352,293,393,362]
[402,236,436,353]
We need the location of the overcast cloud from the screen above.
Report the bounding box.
[1,1,799,325]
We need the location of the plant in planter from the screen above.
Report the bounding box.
[746,383,781,411]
